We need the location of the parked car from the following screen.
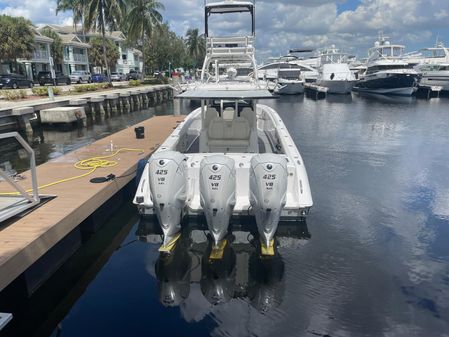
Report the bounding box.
[0,73,33,89]
[91,73,108,83]
[127,70,142,80]
[37,71,71,86]
[69,70,91,84]
[110,72,126,81]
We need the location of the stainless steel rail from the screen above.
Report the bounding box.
[0,132,40,223]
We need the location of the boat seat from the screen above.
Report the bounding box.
[207,117,251,152]
[223,107,235,121]
[204,107,219,129]
[240,107,259,153]
[240,107,255,127]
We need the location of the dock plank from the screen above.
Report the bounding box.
[0,114,184,292]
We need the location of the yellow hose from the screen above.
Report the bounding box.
[0,148,144,196]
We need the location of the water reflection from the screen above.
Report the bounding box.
[138,218,309,314]
[155,235,192,307]
[248,250,285,313]
[355,92,416,104]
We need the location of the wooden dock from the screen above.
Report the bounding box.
[0,114,183,292]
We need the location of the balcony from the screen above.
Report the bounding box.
[63,54,88,64]
[73,54,88,63]
[32,51,49,62]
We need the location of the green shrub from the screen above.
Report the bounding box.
[0,89,27,100]
[31,86,61,96]
[143,77,168,85]
[128,79,141,87]
[100,82,112,89]
[72,83,111,93]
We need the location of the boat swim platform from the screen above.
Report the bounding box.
[0,114,184,293]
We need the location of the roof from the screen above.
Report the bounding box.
[33,28,53,43]
[132,48,143,56]
[59,34,90,48]
[206,0,255,12]
[39,24,126,41]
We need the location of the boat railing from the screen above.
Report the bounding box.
[0,132,40,223]
[206,36,255,57]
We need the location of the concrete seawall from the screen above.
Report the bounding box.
[0,85,174,133]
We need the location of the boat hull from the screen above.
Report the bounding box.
[355,73,418,96]
[274,82,305,95]
[317,80,356,94]
[419,76,449,91]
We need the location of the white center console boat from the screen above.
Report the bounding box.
[134,0,313,256]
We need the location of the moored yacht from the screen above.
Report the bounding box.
[258,56,318,84]
[354,36,419,96]
[274,67,305,95]
[408,43,449,91]
[134,0,312,256]
[316,46,357,94]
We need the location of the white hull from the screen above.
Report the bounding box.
[134,105,313,219]
[316,80,356,94]
[419,77,449,91]
[274,82,305,95]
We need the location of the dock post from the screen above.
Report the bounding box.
[90,97,106,116]
[12,107,35,135]
[120,92,130,113]
[106,94,118,115]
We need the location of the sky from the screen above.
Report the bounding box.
[1,0,449,61]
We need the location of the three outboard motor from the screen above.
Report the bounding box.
[200,155,236,246]
[148,151,187,246]
[249,154,288,250]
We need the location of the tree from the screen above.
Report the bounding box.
[40,28,64,65]
[126,0,164,76]
[0,15,34,62]
[84,0,126,80]
[56,0,86,34]
[88,37,119,71]
[185,28,206,68]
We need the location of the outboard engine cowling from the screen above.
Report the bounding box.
[249,154,288,249]
[148,151,187,246]
[200,155,236,246]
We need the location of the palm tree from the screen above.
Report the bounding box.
[185,28,205,68]
[84,0,126,80]
[126,0,164,77]
[56,0,85,34]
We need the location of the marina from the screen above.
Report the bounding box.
[1,92,448,336]
[0,114,183,293]
[1,0,449,336]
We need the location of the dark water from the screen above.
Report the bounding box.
[1,93,449,337]
[0,100,184,173]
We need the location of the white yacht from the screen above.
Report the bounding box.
[354,36,419,96]
[407,43,449,91]
[258,56,318,84]
[316,46,357,94]
[274,67,305,95]
[134,0,313,256]
[415,63,449,91]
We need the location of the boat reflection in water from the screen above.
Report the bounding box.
[154,235,192,307]
[137,218,310,313]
